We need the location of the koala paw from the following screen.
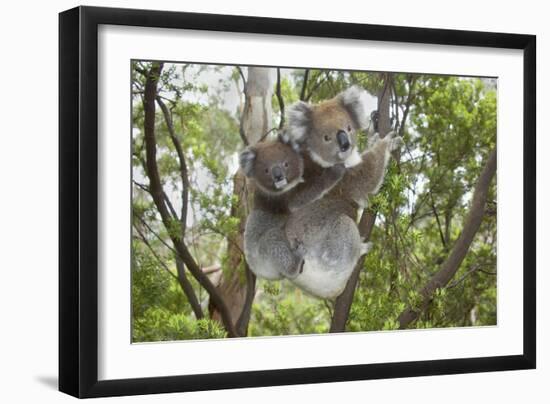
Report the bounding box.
[361,241,374,255]
[284,257,305,279]
[368,133,381,148]
[292,239,307,257]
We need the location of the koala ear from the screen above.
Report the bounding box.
[278,131,291,145]
[239,147,257,177]
[339,85,371,130]
[286,101,312,144]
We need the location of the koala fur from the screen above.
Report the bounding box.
[240,140,346,281]
[283,85,371,169]
[282,86,403,299]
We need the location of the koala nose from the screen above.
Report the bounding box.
[272,166,284,181]
[336,130,351,152]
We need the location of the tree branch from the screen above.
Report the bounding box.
[430,191,447,249]
[142,62,238,337]
[134,214,217,277]
[397,148,497,329]
[329,76,394,333]
[133,223,204,319]
[398,75,416,138]
[300,69,310,101]
[239,100,250,146]
[446,263,495,289]
[156,95,189,237]
[132,180,179,221]
[235,265,257,336]
[174,259,205,319]
[236,66,247,93]
[133,224,179,283]
[305,72,328,102]
[276,68,285,130]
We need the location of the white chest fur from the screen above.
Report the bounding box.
[291,258,355,299]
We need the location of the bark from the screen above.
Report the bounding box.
[276,68,285,129]
[397,148,497,329]
[240,67,274,144]
[398,76,416,138]
[377,74,392,135]
[209,171,252,332]
[330,74,393,332]
[142,62,238,337]
[175,259,204,319]
[300,69,310,101]
[156,96,189,237]
[210,67,273,335]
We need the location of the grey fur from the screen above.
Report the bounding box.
[286,132,403,299]
[275,86,401,298]
[239,147,257,177]
[245,85,402,298]
[284,87,372,169]
[338,85,372,129]
[244,210,302,280]
[286,101,312,143]
[242,142,346,281]
[287,164,346,212]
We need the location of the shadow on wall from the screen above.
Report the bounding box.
[35,375,58,390]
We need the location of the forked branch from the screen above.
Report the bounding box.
[397,148,497,328]
[142,62,238,337]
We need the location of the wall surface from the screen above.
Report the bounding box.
[0,0,546,402]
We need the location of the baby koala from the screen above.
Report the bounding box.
[240,139,345,281]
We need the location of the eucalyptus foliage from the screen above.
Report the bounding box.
[131,63,497,342]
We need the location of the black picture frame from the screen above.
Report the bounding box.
[59,5,536,398]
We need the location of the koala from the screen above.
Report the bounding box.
[281,86,403,299]
[280,87,369,169]
[240,139,346,281]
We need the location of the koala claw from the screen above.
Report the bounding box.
[283,258,305,279]
[299,260,305,274]
[292,239,307,257]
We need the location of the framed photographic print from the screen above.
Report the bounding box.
[59,6,536,398]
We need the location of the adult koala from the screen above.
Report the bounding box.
[282,86,403,299]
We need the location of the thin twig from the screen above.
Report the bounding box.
[142,63,237,336]
[133,223,204,319]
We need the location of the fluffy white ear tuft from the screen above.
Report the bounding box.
[344,149,362,168]
[239,147,256,177]
[286,101,312,143]
[339,85,371,129]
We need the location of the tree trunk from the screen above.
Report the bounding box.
[330,74,393,332]
[142,62,238,337]
[210,67,274,336]
[397,148,497,329]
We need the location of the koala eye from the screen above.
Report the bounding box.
[324,135,331,142]
[283,162,289,168]
[264,168,269,174]
[347,125,352,132]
